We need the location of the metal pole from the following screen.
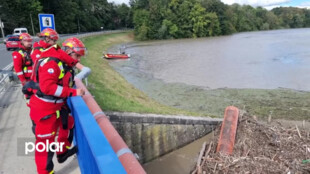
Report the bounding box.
[0,17,5,39]
[77,17,80,34]
[30,13,35,36]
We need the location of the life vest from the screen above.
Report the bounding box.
[23,57,75,102]
[17,48,33,79]
[31,46,44,54]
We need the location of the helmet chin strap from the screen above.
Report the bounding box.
[44,36,49,42]
[68,50,74,56]
[45,37,55,45]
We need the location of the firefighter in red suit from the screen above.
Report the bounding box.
[29,36,86,174]
[30,28,59,63]
[30,28,87,79]
[25,28,83,99]
[12,33,33,103]
[30,28,76,71]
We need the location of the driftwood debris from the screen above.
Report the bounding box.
[192,115,310,174]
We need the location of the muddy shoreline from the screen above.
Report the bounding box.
[109,55,310,120]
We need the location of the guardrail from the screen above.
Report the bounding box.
[68,96,127,174]
[60,29,131,40]
[0,62,14,92]
[67,79,146,174]
[75,78,146,174]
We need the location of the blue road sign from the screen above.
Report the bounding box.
[38,14,55,32]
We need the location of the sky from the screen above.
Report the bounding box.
[107,0,310,9]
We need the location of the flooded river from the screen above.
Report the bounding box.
[110,28,310,90]
[109,28,310,118]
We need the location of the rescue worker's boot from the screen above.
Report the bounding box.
[57,146,78,163]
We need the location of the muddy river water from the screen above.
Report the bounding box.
[109,28,310,118]
[110,28,310,90]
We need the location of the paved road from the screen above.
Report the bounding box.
[0,38,40,69]
[0,43,13,69]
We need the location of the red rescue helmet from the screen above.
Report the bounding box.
[62,37,87,56]
[19,33,32,42]
[40,28,59,41]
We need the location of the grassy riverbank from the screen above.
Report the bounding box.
[80,32,197,115]
[144,81,310,120]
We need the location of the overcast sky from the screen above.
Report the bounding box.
[107,0,310,9]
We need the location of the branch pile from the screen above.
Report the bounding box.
[193,115,310,174]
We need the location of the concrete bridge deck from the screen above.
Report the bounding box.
[0,82,80,174]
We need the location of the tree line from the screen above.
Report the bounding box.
[1,0,310,39]
[0,0,133,35]
[131,0,310,40]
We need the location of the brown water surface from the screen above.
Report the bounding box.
[110,29,310,90]
[143,133,214,174]
[108,29,310,119]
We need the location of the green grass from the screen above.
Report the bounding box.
[79,32,198,116]
[165,87,310,120]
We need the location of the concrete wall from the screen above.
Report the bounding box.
[106,112,222,163]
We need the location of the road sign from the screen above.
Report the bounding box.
[38,14,55,32]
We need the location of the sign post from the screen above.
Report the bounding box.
[38,14,55,32]
[0,17,5,39]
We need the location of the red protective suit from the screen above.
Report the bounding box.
[12,45,33,86]
[29,45,78,115]
[29,44,78,174]
[30,40,45,63]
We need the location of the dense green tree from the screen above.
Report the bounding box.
[0,0,132,35]
[165,0,195,38]
[147,0,166,39]
[39,0,80,33]
[272,7,306,28]
[265,11,280,29]
[190,3,209,38]
[132,0,310,40]
[303,9,310,27]
[201,0,227,34]
[158,19,178,39]
[205,12,221,36]
[130,0,149,10]
[190,3,221,37]
[133,9,150,40]
[0,0,42,35]
[114,3,132,28]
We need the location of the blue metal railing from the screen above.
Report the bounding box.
[68,96,126,174]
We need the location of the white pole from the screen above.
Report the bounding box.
[0,17,5,39]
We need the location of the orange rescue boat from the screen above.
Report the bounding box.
[103,53,130,59]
